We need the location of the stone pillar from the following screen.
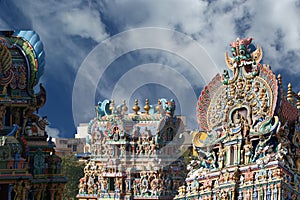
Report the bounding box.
[48,184,57,200]
[263,186,267,200]
[255,188,259,200]
[8,184,13,200]
[132,144,135,155]
[249,188,253,200]
[231,189,235,200]
[225,145,230,167]
[56,189,63,200]
[55,183,64,200]
[233,145,238,165]
[237,143,241,165]
[273,184,278,200]
[277,184,281,200]
[36,184,46,200]
[259,187,263,200]
[22,182,31,200]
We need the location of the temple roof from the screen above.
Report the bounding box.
[87,99,180,140]
[0,30,45,89]
[14,30,45,84]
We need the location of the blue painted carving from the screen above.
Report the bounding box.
[14,30,45,84]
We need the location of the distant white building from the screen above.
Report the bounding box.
[75,123,89,138]
[75,123,90,153]
[53,138,86,157]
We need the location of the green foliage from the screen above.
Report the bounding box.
[61,154,85,200]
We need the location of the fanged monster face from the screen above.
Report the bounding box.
[225,37,262,74]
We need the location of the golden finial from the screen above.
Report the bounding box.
[122,100,128,113]
[132,99,140,115]
[109,100,115,113]
[156,99,161,113]
[297,91,300,110]
[144,99,150,115]
[277,74,282,88]
[287,83,293,102]
[277,74,285,98]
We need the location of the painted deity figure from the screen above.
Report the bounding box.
[120,145,126,157]
[0,136,7,146]
[107,145,115,157]
[13,181,23,200]
[243,117,250,138]
[217,145,225,169]
[149,139,157,155]
[133,179,140,195]
[140,174,149,195]
[113,126,120,141]
[102,179,108,191]
[242,137,253,165]
[14,151,21,169]
[96,101,102,119]
[34,148,45,175]
[165,99,175,117]
[230,112,242,138]
[78,178,86,194]
[277,124,295,168]
[150,177,160,196]
[252,134,272,162]
[136,137,143,155]
[204,148,216,169]
[115,178,122,192]
[87,174,95,186]
[294,124,300,173]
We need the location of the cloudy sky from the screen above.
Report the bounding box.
[1,0,299,138]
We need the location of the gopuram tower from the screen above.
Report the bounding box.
[77,99,186,200]
[0,31,66,200]
[175,38,300,200]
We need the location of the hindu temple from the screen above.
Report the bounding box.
[76,99,187,200]
[174,37,300,199]
[0,31,66,200]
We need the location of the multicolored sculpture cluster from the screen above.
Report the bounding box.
[77,99,186,200]
[0,31,66,200]
[175,37,300,200]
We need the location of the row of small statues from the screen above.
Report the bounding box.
[78,176,127,195]
[133,173,174,196]
[190,130,299,176]
[179,166,292,199]
[78,172,174,197]
[89,143,159,158]
[88,136,162,157]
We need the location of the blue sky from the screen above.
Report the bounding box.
[1,0,299,138]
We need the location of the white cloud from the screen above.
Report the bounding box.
[46,126,60,138]
[98,0,237,68]
[59,8,108,42]
[4,0,299,82]
[3,0,108,76]
[72,27,219,128]
[1,0,300,132]
[71,0,300,129]
[246,0,300,73]
[98,0,300,75]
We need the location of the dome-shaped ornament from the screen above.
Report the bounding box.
[132,99,140,115]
